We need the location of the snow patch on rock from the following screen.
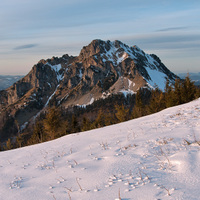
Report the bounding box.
[145,67,167,91]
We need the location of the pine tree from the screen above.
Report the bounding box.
[96,109,106,127]
[71,115,80,133]
[5,138,12,150]
[132,89,144,118]
[81,117,91,131]
[43,107,62,140]
[59,120,70,136]
[104,113,116,126]
[181,75,196,103]
[164,78,174,107]
[148,87,165,114]
[33,121,45,143]
[135,89,143,108]
[16,135,23,148]
[173,78,182,105]
[115,104,129,122]
[196,87,200,98]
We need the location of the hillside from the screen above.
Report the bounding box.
[0,98,200,200]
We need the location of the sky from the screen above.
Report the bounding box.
[0,0,200,75]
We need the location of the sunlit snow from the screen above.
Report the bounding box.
[1,98,200,200]
[145,67,167,91]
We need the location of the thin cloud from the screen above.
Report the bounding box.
[156,26,189,32]
[121,33,200,50]
[13,44,37,50]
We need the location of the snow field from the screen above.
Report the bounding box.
[0,98,200,199]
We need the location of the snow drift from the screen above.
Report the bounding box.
[1,98,200,200]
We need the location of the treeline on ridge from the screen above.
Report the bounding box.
[1,75,200,150]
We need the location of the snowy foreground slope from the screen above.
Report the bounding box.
[1,99,200,200]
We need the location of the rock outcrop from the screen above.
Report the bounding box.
[0,39,177,140]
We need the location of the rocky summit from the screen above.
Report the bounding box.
[0,39,177,140]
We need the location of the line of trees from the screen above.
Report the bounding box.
[1,75,200,150]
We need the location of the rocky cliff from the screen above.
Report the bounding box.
[0,39,177,140]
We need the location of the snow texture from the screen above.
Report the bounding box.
[49,63,62,73]
[79,69,83,79]
[45,84,60,107]
[120,89,136,97]
[128,79,135,88]
[77,97,95,108]
[100,40,172,91]
[145,67,167,91]
[119,77,136,97]
[47,63,64,82]
[1,98,200,200]
[101,41,137,65]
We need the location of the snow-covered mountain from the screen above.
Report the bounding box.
[0,39,177,140]
[0,98,200,200]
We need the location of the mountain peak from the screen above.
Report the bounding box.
[79,39,111,59]
[0,39,178,139]
[79,39,130,63]
[113,40,123,47]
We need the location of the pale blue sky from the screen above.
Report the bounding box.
[0,0,200,75]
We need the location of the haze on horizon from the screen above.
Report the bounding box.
[0,0,200,75]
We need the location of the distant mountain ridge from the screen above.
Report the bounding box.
[0,75,23,90]
[178,72,200,86]
[0,39,177,139]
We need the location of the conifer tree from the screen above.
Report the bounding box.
[115,104,129,122]
[43,107,61,140]
[173,78,182,105]
[196,87,200,98]
[16,135,23,148]
[81,117,91,131]
[135,89,143,108]
[60,120,70,136]
[148,87,165,114]
[164,78,174,107]
[5,138,12,150]
[33,121,45,143]
[181,75,196,103]
[71,115,80,133]
[132,89,144,118]
[104,113,116,126]
[96,109,106,127]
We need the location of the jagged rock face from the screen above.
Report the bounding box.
[0,39,177,139]
[55,39,177,107]
[0,55,73,137]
